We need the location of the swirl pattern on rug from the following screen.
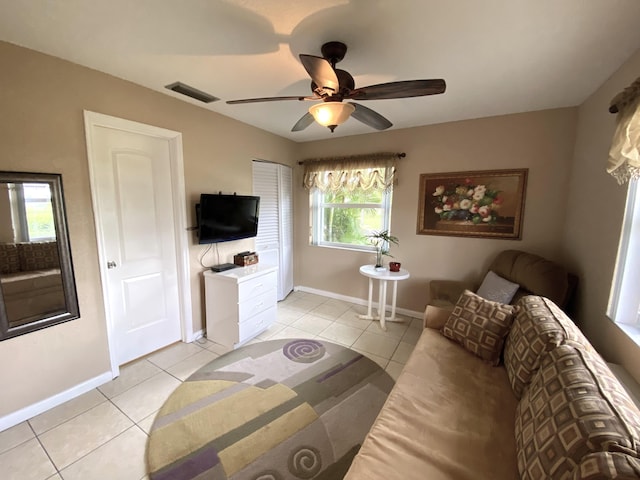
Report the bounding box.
[146,338,394,480]
[282,339,326,363]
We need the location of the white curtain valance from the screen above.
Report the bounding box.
[301,152,402,192]
[607,77,640,185]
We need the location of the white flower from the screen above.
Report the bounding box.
[478,206,491,217]
[459,199,472,210]
[443,204,452,211]
[474,185,486,193]
[434,207,443,214]
[482,216,492,223]
[432,185,445,196]
[467,189,474,197]
[473,191,485,201]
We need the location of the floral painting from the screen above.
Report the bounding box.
[417,169,528,239]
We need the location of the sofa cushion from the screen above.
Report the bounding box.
[476,270,520,304]
[442,290,516,365]
[344,328,519,480]
[0,243,20,274]
[573,452,640,479]
[17,241,59,271]
[515,345,640,480]
[504,296,596,399]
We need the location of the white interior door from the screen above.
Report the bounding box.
[253,160,280,282]
[252,161,293,300]
[278,165,294,298]
[86,115,187,367]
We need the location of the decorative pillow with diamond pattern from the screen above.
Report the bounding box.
[0,243,20,274]
[515,344,640,480]
[573,452,640,479]
[441,290,517,366]
[504,295,596,399]
[17,241,59,270]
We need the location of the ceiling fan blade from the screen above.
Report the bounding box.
[227,95,318,104]
[291,112,314,132]
[349,103,392,130]
[299,54,339,94]
[347,79,446,100]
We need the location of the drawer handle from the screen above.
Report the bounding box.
[254,302,264,308]
[254,283,264,288]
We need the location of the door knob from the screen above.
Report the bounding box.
[107,261,117,269]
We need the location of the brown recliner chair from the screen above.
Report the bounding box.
[425,250,577,326]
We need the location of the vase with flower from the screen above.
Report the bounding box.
[365,230,399,271]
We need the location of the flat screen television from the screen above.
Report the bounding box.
[196,194,260,244]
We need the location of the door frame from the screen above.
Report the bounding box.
[83,111,193,377]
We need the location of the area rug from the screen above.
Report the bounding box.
[146,338,394,480]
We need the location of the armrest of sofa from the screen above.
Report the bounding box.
[429,279,475,307]
[423,305,452,330]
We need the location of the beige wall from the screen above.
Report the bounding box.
[294,108,578,313]
[0,41,296,417]
[562,48,640,381]
[3,36,639,422]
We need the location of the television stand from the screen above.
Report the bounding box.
[204,265,278,349]
[211,263,237,272]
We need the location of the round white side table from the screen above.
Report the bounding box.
[358,264,410,330]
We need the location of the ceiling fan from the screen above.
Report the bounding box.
[226,41,446,133]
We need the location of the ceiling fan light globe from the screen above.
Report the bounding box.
[309,102,355,128]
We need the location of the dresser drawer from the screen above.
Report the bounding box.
[238,305,276,344]
[238,271,277,300]
[238,288,277,321]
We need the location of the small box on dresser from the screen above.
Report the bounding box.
[203,264,278,350]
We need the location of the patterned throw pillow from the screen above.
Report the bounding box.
[476,270,520,304]
[442,290,517,366]
[515,345,640,480]
[17,241,60,271]
[573,452,640,479]
[504,296,596,399]
[0,243,20,274]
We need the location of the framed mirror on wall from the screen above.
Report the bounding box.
[0,171,79,340]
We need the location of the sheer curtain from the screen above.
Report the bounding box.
[607,77,640,185]
[301,152,402,192]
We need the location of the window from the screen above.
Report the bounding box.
[302,154,399,251]
[608,178,640,327]
[8,182,56,242]
[607,89,640,330]
[310,174,392,250]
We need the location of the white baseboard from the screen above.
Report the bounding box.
[293,285,423,320]
[0,371,113,433]
[188,329,205,343]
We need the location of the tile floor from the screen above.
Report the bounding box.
[0,291,422,480]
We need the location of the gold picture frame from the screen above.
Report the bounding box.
[417,168,528,239]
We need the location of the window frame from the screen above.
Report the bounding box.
[608,178,640,327]
[310,185,393,252]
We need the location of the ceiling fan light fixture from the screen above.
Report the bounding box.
[309,102,355,131]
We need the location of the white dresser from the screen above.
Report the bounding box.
[203,264,278,349]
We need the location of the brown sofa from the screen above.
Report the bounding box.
[0,241,64,325]
[429,249,578,312]
[345,295,640,479]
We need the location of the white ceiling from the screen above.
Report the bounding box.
[2,0,640,143]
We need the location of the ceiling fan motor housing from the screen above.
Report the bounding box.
[311,69,355,99]
[321,41,347,65]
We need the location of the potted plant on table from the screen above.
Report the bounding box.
[366,230,399,271]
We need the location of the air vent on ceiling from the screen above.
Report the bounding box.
[164,82,219,103]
